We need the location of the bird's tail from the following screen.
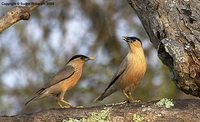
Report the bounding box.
[95,91,110,101]
[25,96,39,106]
[95,87,117,101]
[25,88,46,106]
[95,94,105,101]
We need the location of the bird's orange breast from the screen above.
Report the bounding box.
[60,69,82,92]
[120,50,147,89]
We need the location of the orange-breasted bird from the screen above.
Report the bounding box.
[25,55,94,108]
[96,36,147,102]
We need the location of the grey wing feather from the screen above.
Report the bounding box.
[95,57,128,101]
[104,57,128,92]
[45,65,75,88]
[113,57,128,80]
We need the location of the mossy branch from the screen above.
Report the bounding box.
[0,99,200,122]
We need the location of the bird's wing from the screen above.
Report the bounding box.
[45,65,75,88]
[104,57,128,92]
[26,65,75,106]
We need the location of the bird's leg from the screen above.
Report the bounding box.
[123,90,134,103]
[123,90,141,103]
[57,92,73,108]
[58,100,64,108]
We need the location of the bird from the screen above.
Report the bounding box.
[25,55,94,108]
[96,36,147,103]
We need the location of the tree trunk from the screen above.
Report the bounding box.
[0,99,199,122]
[128,0,200,97]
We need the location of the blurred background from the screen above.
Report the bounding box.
[0,0,196,115]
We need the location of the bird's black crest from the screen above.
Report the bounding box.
[127,36,142,44]
[68,55,88,62]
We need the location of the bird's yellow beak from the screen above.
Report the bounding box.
[123,36,128,42]
[89,56,95,60]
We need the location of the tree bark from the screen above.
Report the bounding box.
[0,99,199,122]
[0,0,45,33]
[128,0,200,97]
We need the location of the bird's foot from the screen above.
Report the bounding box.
[62,105,84,108]
[127,99,141,104]
[118,101,128,105]
[62,105,73,108]
[74,105,84,108]
[58,100,73,108]
[122,90,141,104]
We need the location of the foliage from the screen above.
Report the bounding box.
[62,108,110,122]
[156,98,174,108]
[132,114,144,122]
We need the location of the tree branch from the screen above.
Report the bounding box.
[0,99,199,122]
[0,0,45,33]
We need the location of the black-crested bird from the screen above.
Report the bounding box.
[25,55,94,108]
[96,36,147,102]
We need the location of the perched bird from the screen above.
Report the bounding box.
[25,55,94,108]
[96,36,147,102]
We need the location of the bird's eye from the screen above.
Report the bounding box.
[85,57,89,61]
[129,40,134,43]
[80,57,84,60]
[80,57,89,61]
